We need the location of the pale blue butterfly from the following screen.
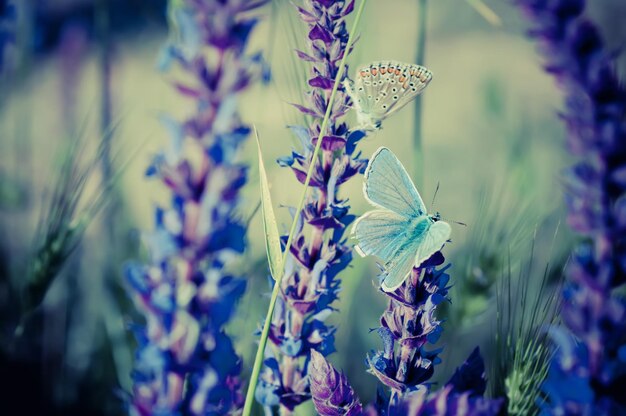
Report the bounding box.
[352,147,451,292]
[343,60,432,131]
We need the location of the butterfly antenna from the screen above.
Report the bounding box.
[431,181,440,210]
[439,214,467,228]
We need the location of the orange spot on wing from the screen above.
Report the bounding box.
[399,76,406,83]
[395,69,401,75]
[371,68,378,75]
[381,68,387,74]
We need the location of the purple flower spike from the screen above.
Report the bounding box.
[367,259,450,394]
[126,1,266,415]
[310,350,363,416]
[257,0,368,412]
[517,0,626,413]
[359,236,503,412]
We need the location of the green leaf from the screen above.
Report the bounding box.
[254,127,282,281]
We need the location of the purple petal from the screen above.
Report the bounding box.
[291,103,321,118]
[309,75,335,90]
[310,350,363,416]
[296,49,318,62]
[309,24,334,44]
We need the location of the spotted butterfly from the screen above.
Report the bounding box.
[343,60,432,130]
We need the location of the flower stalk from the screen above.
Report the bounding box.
[244,1,369,414]
[126,1,265,414]
[367,253,449,396]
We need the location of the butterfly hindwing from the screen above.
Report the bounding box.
[380,218,431,292]
[349,60,432,129]
[352,209,412,264]
[413,220,451,268]
[381,240,421,292]
[364,147,427,217]
[380,219,451,292]
[369,61,432,120]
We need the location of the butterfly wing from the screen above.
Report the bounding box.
[348,65,378,128]
[352,209,411,263]
[380,224,428,292]
[413,220,451,268]
[366,61,432,123]
[348,61,432,129]
[380,220,451,292]
[370,61,432,120]
[364,147,427,217]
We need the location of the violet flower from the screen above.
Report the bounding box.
[254,0,368,412]
[310,350,363,416]
[381,347,503,415]
[125,1,265,415]
[310,342,503,416]
[517,0,626,413]
[383,384,504,416]
[365,255,502,415]
[308,244,503,415]
[366,253,449,395]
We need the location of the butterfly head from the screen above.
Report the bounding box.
[431,212,442,222]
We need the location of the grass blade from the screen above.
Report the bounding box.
[466,0,502,26]
[254,127,282,281]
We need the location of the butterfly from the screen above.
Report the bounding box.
[343,60,432,131]
[351,147,450,292]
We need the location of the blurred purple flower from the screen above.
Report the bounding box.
[384,385,504,416]
[125,1,266,415]
[255,0,368,412]
[518,0,626,413]
[0,0,15,73]
[58,21,88,131]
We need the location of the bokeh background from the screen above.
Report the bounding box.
[1,0,625,414]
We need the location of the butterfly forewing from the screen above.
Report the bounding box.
[363,147,427,217]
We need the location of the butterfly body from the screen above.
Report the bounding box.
[352,147,450,292]
[344,60,432,130]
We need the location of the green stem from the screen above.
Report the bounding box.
[413,0,427,190]
[241,1,368,414]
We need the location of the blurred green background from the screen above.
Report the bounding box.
[1,0,625,414]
